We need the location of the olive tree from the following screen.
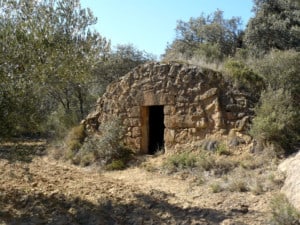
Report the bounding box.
[164,10,243,63]
[0,0,109,136]
[244,0,300,54]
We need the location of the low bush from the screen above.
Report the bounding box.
[215,143,231,156]
[162,149,237,177]
[164,152,198,171]
[224,59,264,93]
[106,159,126,171]
[67,117,133,169]
[161,142,282,193]
[250,88,298,155]
[250,50,300,155]
[64,124,86,160]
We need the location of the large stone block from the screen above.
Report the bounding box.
[131,127,141,138]
[127,106,140,118]
[141,91,175,106]
[279,152,300,211]
[164,105,176,115]
[164,129,175,143]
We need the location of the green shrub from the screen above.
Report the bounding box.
[250,88,298,154]
[165,152,198,170]
[224,59,264,92]
[270,193,300,225]
[253,50,300,99]
[106,159,126,171]
[249,50,300,155]
[215,143,231,156]
[45,105,81,139]
[68,117,133,169]
[163,149,237,176]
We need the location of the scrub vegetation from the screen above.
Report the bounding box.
[0,0,300,224]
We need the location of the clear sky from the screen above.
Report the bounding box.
[81,0,254,58]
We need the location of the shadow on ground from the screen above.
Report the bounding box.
[0,139,46,163]
[0,187,228,225]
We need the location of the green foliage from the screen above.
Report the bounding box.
[67,117,133,168]
[45,105,80,139]
[270,193,300,225]
[215,143,231,156]
[253,50,300,100]
[106,159,126,171]
[0,1,153,138]
[92,44,155,95]
[244,0,300,54]
[0,0,109,137]
[249,50,300,154]
[250,88,298,153]
[163,9,243,63]
[165,152,198,170]
[163,149,237,175]
[224,59,265,92]
[195,43,224,64]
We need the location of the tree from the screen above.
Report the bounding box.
[252,50,300,101]
[244,0,300,54]
[0,0,109,136]
[163,10,243,62]
[92,44,155,95]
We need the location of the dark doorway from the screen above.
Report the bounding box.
[148,105,165,154]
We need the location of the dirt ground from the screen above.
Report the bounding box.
[0,140,280,225]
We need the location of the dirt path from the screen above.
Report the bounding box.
[0,142,276,225]
[103,157,274,225]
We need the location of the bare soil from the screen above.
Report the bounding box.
[0,140,280,225]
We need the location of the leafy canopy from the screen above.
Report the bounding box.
[164,10,243,63]
[0,0,109,136]
[244,0,300,54]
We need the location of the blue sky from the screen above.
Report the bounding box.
[81,0,254,57]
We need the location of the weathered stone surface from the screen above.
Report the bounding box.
[83,62,257,152]
[279,152,300,211]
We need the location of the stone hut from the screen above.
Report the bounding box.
[83,62,256,154]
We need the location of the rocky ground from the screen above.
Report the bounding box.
[0,140,282,225]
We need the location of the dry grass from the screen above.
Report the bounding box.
[160,141,284,195]
[162,53,224,72]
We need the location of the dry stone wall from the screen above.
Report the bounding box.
[83,62,257,152]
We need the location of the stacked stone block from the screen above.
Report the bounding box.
[83,62,256,152]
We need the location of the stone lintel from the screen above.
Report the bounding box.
[141,91,175,106]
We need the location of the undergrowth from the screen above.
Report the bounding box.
[63,118,134,169]
[161,141,284,194]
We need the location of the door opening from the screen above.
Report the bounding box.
[148,105,165,154]
[140,105,165,154]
